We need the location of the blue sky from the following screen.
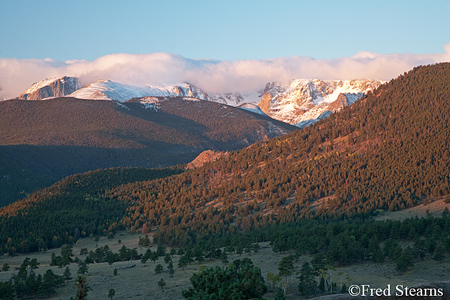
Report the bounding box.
[1,0,450,99]
[1,0,449,61]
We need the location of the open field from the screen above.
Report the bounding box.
[1,225,450,300]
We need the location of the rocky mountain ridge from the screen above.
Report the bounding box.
[17,76,80,100]
[16,77,383,126]
[258,79,384,125]
[69,79,209,102]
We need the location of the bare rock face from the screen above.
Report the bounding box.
[327,93,351,111]
[186,150,230,170]
[17,77,80,100]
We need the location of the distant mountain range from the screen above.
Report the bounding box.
[16,76,383,126]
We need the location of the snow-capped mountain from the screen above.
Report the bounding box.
[17,77,383,126]
[69,80,209,102]
[69,80,259,107]
[258,79,384,125]
[17,76,80,100]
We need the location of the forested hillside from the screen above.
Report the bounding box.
[0,97,294,206]
[0,63,449,260]
[113,63,450,243]
[0,167,182,254]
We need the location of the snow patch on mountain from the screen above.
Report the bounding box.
[294,111,333,128]
[116,101,130,110]
[238,103,268,116]
[139,96,162,111]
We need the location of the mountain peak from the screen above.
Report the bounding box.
[258,79,384,125]
[17,76,80,100]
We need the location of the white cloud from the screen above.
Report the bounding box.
[1,45,450,100]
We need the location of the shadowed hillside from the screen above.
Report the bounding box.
[0,97,295,205]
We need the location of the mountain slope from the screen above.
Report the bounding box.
[111,63,450,241]
[0,97,295,205]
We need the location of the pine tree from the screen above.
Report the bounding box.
[178,255,188,270]
[168,261,174,278]
[77,263,89,276]
[164,253,172,264]
[220,251,229,265]
[298,261,316,297]
[395,247,415,273]
[278,255,294,290]
[157,278,166,290]
[2,263,10,272]
[274,287,286,300]
[155,264,163,274]
[433,244,446,261]
[29,258,40,270]
[108,288,116,299]
[64,266,72,283]
[75,276,88,300]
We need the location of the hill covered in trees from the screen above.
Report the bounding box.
[0,63,449,261]
[0,97,295,206]
[0,167,183,254]
[114,63,450,242]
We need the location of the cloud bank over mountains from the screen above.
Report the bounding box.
[1,44,450,100]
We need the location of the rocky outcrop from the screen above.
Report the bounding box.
[186,150,229,170]
[18,76,80,100]
[327,93,352,111]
